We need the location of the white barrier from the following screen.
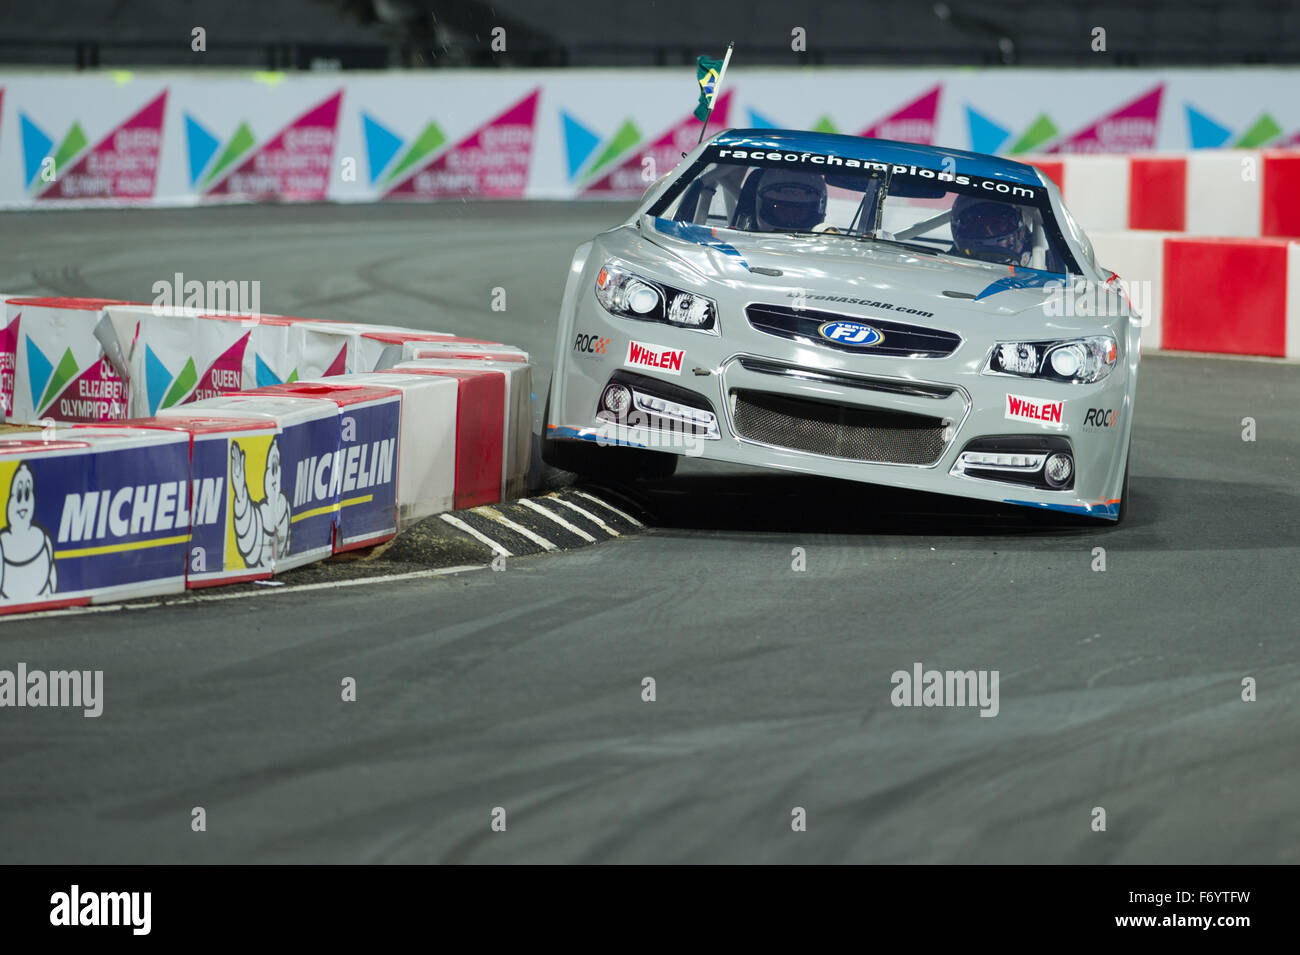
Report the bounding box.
[343,372,460,526]
[8,297,134,423]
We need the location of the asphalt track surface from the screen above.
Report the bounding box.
[1,202,1298,863]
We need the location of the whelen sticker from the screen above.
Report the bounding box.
[1005,393,1063,425]
[625,340,684,376]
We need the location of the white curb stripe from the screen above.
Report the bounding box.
[440,513,513,558]
[518,497,597,542]
[474,505,558,551]
[573,489,645,528]
[546,494,620,537]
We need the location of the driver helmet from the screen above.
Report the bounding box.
[754,169,827,232]
[951,194,1033,266]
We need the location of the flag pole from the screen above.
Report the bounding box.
[697,42,734,145]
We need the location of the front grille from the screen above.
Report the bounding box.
[731,389,948,465]
[746,303,962,358]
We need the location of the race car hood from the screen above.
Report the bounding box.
[631,215,1089,322]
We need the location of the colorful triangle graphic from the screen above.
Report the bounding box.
[383,120,446,185]
[20,113,53,189]
[255,353,282,388]
[384,90,538,199]
[203,121,255,186]
[1009,114,1059,154]
[362,112,404,184]
[25,336,53,408]
[144,344,173,415]
[1234,113,1282,148]
[585,119,641,179]
[324,344,347,377]
[50,122,88,179]
[161,355,198,410]
[860,85,940,143]
[195,332,251,400]
[39,347,79,411]
[205,91,342,200]
[561,111,600,180]
[1048,85,1163,154]
[747,108,778,129]
[38,91,167,200]
[185,113,221,186]
[966,106,1011,154]
[1185,105,1232,149]
[581,92,731,197]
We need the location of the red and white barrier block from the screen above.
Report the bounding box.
[1092,231,1300,358]
[391,358,533,503]
[1027,150,1300,238]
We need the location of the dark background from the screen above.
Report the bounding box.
[2,0,1298,70]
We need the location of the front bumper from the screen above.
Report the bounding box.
[551,293,1132,520]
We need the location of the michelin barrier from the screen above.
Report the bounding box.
[0,296,532,614]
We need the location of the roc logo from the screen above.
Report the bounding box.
[1083,408,1119,430]
[573,332,610,357]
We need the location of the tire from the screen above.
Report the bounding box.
[540,384,678,482]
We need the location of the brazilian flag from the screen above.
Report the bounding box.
[694,55,725,121]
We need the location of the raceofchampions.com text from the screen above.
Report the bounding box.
[714,148,1038,199]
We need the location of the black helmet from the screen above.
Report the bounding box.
[754,170,827,232]
[951,194,1033,265]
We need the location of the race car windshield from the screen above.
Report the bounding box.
[648,150,1081,274]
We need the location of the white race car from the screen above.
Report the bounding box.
[545,129,1138,523]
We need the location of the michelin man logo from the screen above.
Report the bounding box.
[230,438,290,569]
[0,463,57,600]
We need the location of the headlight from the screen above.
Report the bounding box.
[986,336,1117,384]
[595,262,717,331]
